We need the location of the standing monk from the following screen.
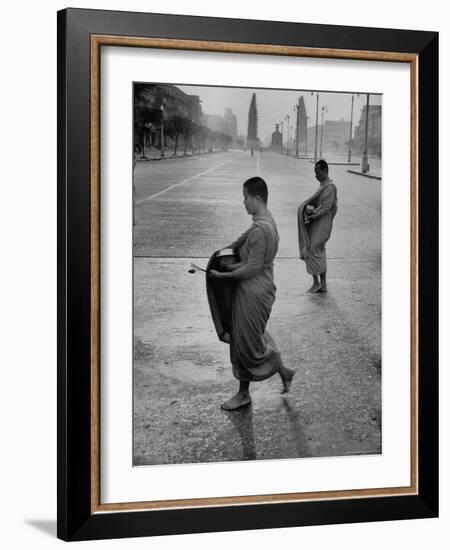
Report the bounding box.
[209,177,294,411]
[297,159,338,293]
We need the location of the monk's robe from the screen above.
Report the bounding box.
[226,212,283,382]
[297,181,338,275]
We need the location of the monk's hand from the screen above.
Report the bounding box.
[209,269,223,278]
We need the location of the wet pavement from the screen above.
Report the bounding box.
[133,150,381,466]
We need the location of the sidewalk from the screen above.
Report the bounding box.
[284,152,382,179]
[135,147,227,162]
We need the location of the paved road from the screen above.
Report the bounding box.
[134,150,380,259]
[133,150,381,466]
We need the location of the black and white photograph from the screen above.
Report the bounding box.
[132,83,382,466]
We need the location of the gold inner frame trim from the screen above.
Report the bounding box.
[90,34,419,514]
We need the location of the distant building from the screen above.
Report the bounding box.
[306,119,351,155]
[323,119,351,153]
[134,83,202,149]
[296,96,308,155]
[202,108,239,143]
[270,124,282,152]
[202,113,224,133]
[223,108,238,142]
[247,93,259,150]
[354,104,382,157]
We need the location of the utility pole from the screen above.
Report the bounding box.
[347,94,355,163]
[305,116,309,156]
[285,115,290,155]
[319,106,327,158]
[313,92,319,162]
[295,98,300,158]
[160,101,165,158]
[280,121,284,154]
[362,93,370,173]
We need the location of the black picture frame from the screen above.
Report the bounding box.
[57,7,438,541]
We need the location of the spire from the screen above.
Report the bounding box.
[247,93,258,143]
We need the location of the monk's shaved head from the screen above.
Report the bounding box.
[243,177,268,204]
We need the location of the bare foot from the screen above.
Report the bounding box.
[220,393,252,411]
[307,283,322,293]
[280,368,295,394]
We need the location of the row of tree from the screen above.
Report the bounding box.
[134,106,233,156]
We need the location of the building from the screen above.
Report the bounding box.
[202,113,224,133]
[134,83,202,149]
[246,93,259,150]
[323,119,351,154]
[354,104,382,157]
[296,96,308,155]
[306,119,351,156]
[223,108,238,142]
[202,108,238,143]
[270,124,283,152]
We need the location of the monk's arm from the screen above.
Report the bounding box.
[224,228,250,250]
[222,228,265,280]
[311,186,336,219]
[227,262,246,271]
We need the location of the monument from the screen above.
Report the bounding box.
[246,93,259,154]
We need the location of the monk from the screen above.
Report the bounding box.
[209,177,294,411]
[297,159,338,293]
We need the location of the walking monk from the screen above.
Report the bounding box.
[209,177,294,411]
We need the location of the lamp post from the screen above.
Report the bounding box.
[160,102,165,158]
[362,93,370,173]
[294,99,300,158]
[141,123,148,159]
[319,106,327,158]
[311,92,319,162]
[305,115,309,156]
[285,115,290,155]
[279,121,284,154]
[347,94,355,163]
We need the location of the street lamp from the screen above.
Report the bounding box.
[305,115,309,156]
[347,94,357,163]
[279,121,284,154]
[311,92,319,162]
[285,115,290,155]
[294,101,300,158]
[362,93,370,173]
[141,122,150,159]
[160,101,165,158]
[319,106,327,158]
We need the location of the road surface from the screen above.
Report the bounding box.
[133,150,381,465]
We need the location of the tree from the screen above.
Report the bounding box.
[236,137,245,150]
[182,119,197,156]
[220,133,232,151]
[134,105,162,155]
[165,114,189,155]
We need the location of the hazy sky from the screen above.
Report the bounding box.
[178,84,382,145]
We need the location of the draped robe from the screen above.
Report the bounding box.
[226,212,283,382]
[297,181,338,275]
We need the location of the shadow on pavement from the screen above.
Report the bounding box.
[223,405,256,460]
[281,396,311,458]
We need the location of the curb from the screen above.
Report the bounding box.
[347,169,382,180]
[308,160,360,166]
